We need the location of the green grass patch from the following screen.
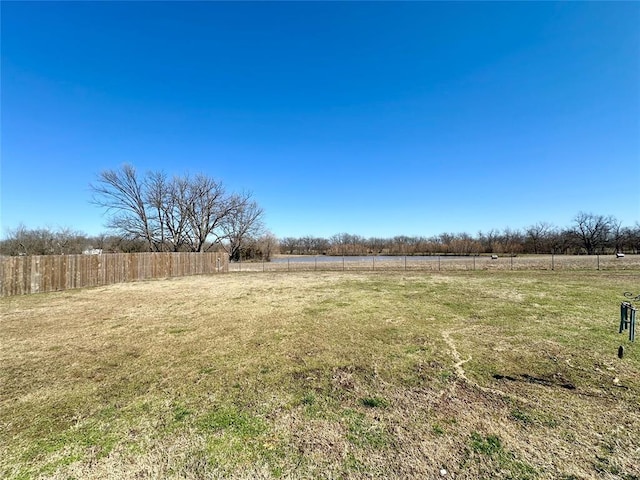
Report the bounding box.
[359,396,389,409]
[198,406,267,438]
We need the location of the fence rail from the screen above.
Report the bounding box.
[0,252,228,297]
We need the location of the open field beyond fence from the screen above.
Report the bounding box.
[231,254,640,273]
[1,270,638,479]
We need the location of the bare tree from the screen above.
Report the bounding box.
[255,232,279,261]
[525,222,554,254]
[90,164,157,251]
[571,212,615,255]
[181,174,234,252]
[220,193,265,261]
[91,165,265,253]
[610,218,625,254]
[146,172,192,251]
[626,223,640,253]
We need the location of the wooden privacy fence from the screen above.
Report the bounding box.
[0,252,229,297]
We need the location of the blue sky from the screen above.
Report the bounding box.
[2,1,639,239]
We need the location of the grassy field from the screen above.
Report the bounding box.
[1,271,639,479]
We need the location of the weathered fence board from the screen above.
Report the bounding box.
[0,252,229,297]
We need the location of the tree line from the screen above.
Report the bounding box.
[1,170,637,261]
[280,213,640,257]
[0,224,278,260]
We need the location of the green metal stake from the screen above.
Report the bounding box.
[620,302,636,342]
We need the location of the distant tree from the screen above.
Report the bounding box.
[449,233,481,255]
[495,228,523,254]
[279,237,298,255]
[0,225,88,256]
[256,232,279,261]
[477,229,500,254]
[220,193,265,261]
[525,222,555,254]
[438,233,455,254]
[330,233,352,255]
[610,218,625,253]
[366,237,387,255]
[571,212,615,255]
[300,236,316,255]
[626,223,640,254]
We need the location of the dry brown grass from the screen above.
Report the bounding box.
[1,271,639,479]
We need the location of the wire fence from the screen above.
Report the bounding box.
[2,253,636,297]
[229,254,640,273]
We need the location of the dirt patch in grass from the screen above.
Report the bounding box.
[1,271,639,479]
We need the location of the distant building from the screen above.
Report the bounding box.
[82,248,103,255]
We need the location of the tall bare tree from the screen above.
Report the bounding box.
[90,164,158,251]
[571,212,615,255]
[220,193,265,260]
[91,165,265,253]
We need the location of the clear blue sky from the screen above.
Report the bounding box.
[2,1,639,239]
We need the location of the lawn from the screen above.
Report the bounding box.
[1,271,639,479]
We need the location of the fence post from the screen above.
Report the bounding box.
[438,255,441,271]
[597,254,600,271]
[551,252,555,271]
